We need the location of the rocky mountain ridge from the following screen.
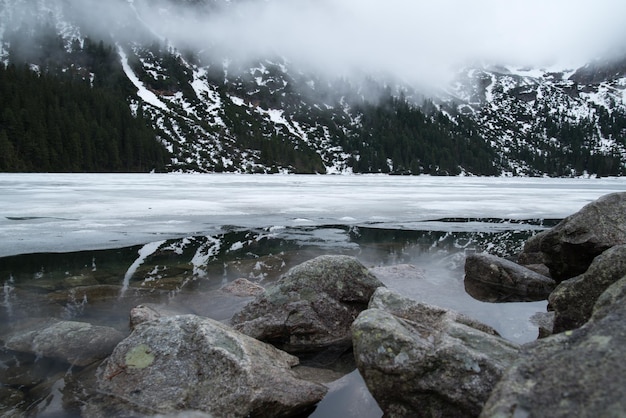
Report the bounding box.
[1,0,625,175]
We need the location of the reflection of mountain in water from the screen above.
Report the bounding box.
[1,220,549,289]
[0,221,547,332]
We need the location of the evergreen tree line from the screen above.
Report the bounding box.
[346,96,499,175]
[220,89,326,174]
[0,39,168,172]
[503,103,626,177]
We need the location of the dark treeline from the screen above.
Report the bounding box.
[0,37,168,172]
[347,95,499,175]
[501,103,626,177]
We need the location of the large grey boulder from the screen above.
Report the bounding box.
[3,320,125,367]
[464,253,555,302]
[231,255,384,353]
[549,244,626,333]
[95,315,326,418]
[539,192,626,282]
[481,275,626,417]
[352,288,519,418]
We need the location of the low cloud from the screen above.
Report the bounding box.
[4,0,626,88]
[136,0,626,86]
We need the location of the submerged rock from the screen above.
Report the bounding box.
[129,280,265,329]
[220,277,265,297]
[0,386,25,417]
[129,304,181,330]
[352,288,519,418]
[231,255,383,353]
[539,192,626,282]
[3,320,125,367]
[94,315,326,418]
[464,253,555,302]
[481,275,626,417]
[549,244,626,333]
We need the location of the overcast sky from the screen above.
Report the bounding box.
[4,0,626,87]
[133,0,626,86]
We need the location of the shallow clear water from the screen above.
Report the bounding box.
[0,222,544,417]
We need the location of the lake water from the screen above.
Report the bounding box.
[1,173,625,417]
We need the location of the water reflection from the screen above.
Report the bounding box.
[0,221,549,417]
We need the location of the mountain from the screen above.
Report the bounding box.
[446,63,626,176]
[0,0,624,176]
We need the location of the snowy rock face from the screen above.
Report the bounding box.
[446,64,626,176]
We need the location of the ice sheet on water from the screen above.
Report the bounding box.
[1,173,625,257]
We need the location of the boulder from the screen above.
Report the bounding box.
[522,262,551,278]
[352,288,519,418]
[481,275,626,417]
[3,320,125,367]
[464,253,555,302]
[220,278,265,297]
[539,192,626,282]
[231,255,384,353]
[96,315,326,418]
[516,230,548,266]
[549,244,626,333]
[129,304,182,330]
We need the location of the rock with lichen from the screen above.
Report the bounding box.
[91,315,326,418]
[352,287,519,418]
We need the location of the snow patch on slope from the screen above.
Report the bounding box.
[191,67,226,127]
[118,46,169,111]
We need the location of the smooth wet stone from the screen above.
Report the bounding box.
[464,253,555,302]
[4,320,125,366]
[539,192,626,282]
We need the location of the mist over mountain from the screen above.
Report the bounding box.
[0,0,625,175]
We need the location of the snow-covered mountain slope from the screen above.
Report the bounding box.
[446,64,626,175]
[0,0,625,176]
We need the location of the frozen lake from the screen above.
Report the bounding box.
[1,173,624,257]
[1,173,625,417]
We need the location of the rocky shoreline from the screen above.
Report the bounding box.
[2,192,626,417]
